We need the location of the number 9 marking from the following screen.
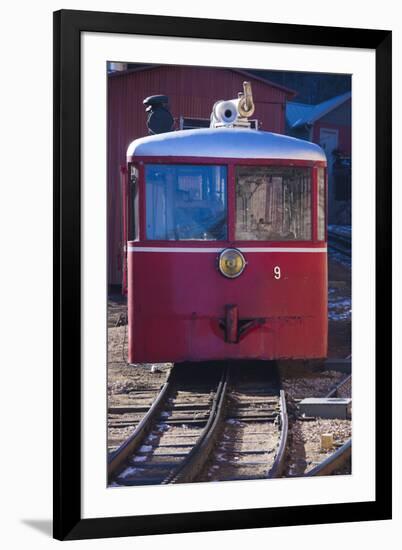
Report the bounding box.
[274,266,281,280]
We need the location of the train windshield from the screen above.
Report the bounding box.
[236,166,312,241]
[146,165,227,240]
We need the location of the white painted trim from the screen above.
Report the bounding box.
[128,246,327,253]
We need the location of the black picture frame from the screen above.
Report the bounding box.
[53,9,392,541]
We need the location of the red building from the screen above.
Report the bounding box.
[107,64,295,286]
[286,92,351,224]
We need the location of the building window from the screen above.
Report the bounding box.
[236,166,312,241]
[145,164,227,240]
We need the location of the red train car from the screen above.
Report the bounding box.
[123,87,327,364]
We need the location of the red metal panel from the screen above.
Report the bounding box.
[312,166,318,242]
[227,163,235,242]
[120,166,128,294]
[127,248,328,363]
[108,66,292,285]
[137,162,146,241]
[325,168,329,242]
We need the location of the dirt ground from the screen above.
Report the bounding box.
[285,415,351,476]
[199,420,280,482]
[107,297,171,452]
[280,363,347,400]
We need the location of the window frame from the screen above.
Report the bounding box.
[316,166,327,242]
[143,162,228,242]
[127,163,140,242]
[129,156,326,246]
[235,164,315,242]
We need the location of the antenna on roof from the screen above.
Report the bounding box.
[210,82,255,129]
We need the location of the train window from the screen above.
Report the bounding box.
[145,164,227,240]
[236,166,312,241]
[317,167,326,241]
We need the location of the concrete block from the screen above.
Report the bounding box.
[298,397,352,419]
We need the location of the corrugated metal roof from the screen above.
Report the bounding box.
[286,92,351,128]
[128,127,326,161]
[109,64,297,97]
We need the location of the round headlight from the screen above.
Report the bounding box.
[218,248,246,279]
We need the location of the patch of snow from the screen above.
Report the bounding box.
[156,423,170,431]
[132,455,147,463]
[328,225,351,238]
[328,296,352,321]
[118,466,143,479]
[328,247,351,269]
[139,445,152,452]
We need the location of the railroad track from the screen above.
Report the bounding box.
[108,361,288,486]
[306,439,351,476]
[328,229,351,258]
[108,363,228,486]
[197,363,287,482]
[326,373,352,399]
[303,373,352,477]
[108,388,165,454]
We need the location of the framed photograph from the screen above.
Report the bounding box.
[53,9,392,541]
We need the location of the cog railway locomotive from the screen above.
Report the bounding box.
[122,82,328,364]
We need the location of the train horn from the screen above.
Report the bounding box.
[237,81,255,118]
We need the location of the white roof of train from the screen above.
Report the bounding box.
[127,127,326,162]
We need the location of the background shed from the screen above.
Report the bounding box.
[286,92,351,224]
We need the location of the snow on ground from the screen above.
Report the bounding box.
[328,224,351,239]
[328,288,352,321]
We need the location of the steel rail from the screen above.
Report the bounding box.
[326,373,352,398]
[163,366,230,484]
[328,231,351,258]
[268,389,289,478]
[107,371,173,480]
[305,438,352,477]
